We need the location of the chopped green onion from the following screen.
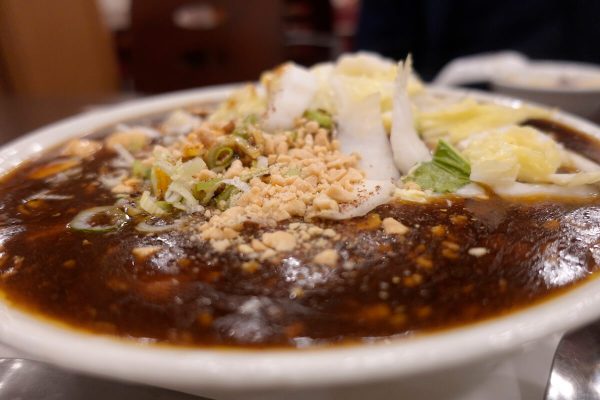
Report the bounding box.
[232,128,249,140]
[180,157,207,178]
[156,201,173,212]
[215,185,239,210]
[139,191,168,216]
[232,114,258,140]
[194,178,223,205]
[135,218,181,233]
[132,160,151,179]
[118,200,144,217]
[204,136,261,171]
[166,182,199,211]
[206,145,235,170]
[241,167,269,182]
[229,136,260,158]
[68,206,129,233]
[195,179,238,209]
[304,109,333,129]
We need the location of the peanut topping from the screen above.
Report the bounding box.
[98,102,373,259]
[382,217,409,235]
[190,119,367,256]
[261,231,297,252]
[313,249,339,267]
[61,139,102,158]
[132,246,162,260]
[468,247,489,257]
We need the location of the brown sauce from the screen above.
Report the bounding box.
[1,119,600,348]
[524,118,600,164]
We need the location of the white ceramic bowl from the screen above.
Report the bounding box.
[2,86,600,399]
[492,61,600,119]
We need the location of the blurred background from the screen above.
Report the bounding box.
[0,0,599,141]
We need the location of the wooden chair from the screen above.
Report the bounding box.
[0,0,119,96]
[130,0,285,93]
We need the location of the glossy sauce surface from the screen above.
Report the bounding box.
[525,118,600,164]
[1,120,600,348]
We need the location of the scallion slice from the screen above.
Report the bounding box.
[194,178,223,205]
[303,109,333,129]
[205,136,260,171]
[68,206,129,233]
[135,219,181,233]
[206,145,235,170]
[215,185,239,210]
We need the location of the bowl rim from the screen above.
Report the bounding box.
[2,85,600,391]
[491,60,600,94]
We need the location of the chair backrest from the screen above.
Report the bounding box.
[130,0,285,93]
[0,0,119,96]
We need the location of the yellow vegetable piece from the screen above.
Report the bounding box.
[417,99,549,144]
[335,53,424,96]
[151,167,171,198]
[308,53,424,126]
[463,126,562,184]
[28,158,80,180]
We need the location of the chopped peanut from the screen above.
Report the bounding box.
[468,247,489,257]
[261,231,297,252]
[105,129,150,152]
[326,183,356,203]
[61,139,102,158]
[382,217,409,235]
[313,249,338,267]
[431,225,446,237]
[132,246,162,260]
